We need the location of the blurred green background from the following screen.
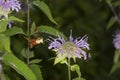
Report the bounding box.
[10,0,120,80]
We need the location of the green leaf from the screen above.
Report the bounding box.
[33,1,57,24]
[31,22,36,34]
[8,16,24,22]
[54,54,67,65]
[2,53,37,80]
[106,0,111,3]
[30,59,42,64]
[37,25,67,39]
[21,48,27,58]
[0,34,11,52]
[106,17,116,29]
[73,77,85,80]
[30,64,43,80]
[0,20,8,33]
[29,51,35,59]
[110,62,120,75]
[71,64,81,78]
[3,27,25,36]
[71,64,85,80]
[21,48,34,59]
[0,71,10,80]
[113,1,120,6]
[0,42,6,53]
[99,0,102,2]
[113,50,120,64]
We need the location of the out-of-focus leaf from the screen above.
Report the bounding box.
[0,20,8,33]
[29,51,35,59]
[110,62,120,75]
[30,64,43,80]
[8,16,24,22]
[21,48,34,59]
[37,25,67,39]
[33,1,57,24]
[31,22,36,34]
[30,59,42,64]
[21,48,27,58]
[0,43,5,53]
[113,1,120,6]
[106,17,116,29]
[3,27,25,36]
[73,77,85,80]
[11,37,26,58]
[1,73,7,80]
[106,0,111,3]
[0,71,10,80]
[113,50,120,64]
[2,53,37,80]
[0,34,11,52]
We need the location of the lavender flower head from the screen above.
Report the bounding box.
[0,0,21,18]
[48,31,90,61]
[113,30,120,49]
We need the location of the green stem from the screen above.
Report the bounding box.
[68,58,71,80]
[107,1,120,24]
[26,0,30,65]
[26,46,30,65]
[27,0,30,36]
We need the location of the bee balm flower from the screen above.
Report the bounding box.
[48,31,90,61]
[113,30,120,49]
[0,0,21,18]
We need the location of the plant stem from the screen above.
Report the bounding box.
[26,0,30,65]
[107,1,120,24]
[68,58,71,80]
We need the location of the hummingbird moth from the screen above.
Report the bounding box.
[25,37,43,48]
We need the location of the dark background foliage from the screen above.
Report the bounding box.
[10,0,120,80]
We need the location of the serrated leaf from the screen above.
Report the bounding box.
[110,62,120,75]
[8,16,24,22]
[0,34,11,52]
[33,1,57,24]
[30,64,43,80]
[31,22,36,34]
[3,27,25,36]
[2,53,37,80]
[37,25,67,39]
[0,20,8,33]
[30,59,42,64]
[106,17,116,29]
